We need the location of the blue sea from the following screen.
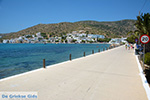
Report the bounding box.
[0,43,110,79]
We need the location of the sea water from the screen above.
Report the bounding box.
[0,43,110,79]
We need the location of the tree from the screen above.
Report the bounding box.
[142,13,150,35]
[126,35,137,43]
[128,13,150,52]
[85,31,89,37]
[136,13,150,52]
[81,40,86,43]
[97,38,111,42]
[71,39,77,43]
[134,13,150,37]
[97,38,104,42]
[26,35,32,38]
[41,33,47,38]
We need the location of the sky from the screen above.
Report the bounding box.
[0,0,150,33]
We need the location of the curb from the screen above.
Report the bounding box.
[135,55,150,100]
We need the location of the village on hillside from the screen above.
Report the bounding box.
[0,30,127,44]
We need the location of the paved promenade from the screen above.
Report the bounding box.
[0,46,148,100]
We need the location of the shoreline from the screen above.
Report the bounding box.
[0,45,120,82]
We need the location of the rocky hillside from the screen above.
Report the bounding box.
[1,20,136,39]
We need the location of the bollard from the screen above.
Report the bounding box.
[69,54,71,61]
[92,50,94,54]
[83,52,85,57]
[103,48,105,51]
[98,49,100,52]
[43,59,45,68]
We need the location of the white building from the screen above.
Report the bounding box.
[18,36,23,40]
[36,32,41,37]
[72,31,77,34]
[9,39,16,43]
[49,37,55,43]
[66,37,73,43]
[3,39,9,43]
[121,38,127,43]
[79,30,85,33]
[88,34,105,39]
[32,35,35,38]
[109,38,122,44]
[78,33,86,37]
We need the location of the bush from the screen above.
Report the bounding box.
[145,52,150,65]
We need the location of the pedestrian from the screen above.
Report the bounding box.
[125,44,127,50]
[130,44,133,49]
[128,44,130,50]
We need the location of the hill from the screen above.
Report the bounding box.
[1,20,136,40]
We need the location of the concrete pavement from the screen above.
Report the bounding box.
[0,46,148,100]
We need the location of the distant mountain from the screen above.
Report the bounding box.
[1,20,136,39]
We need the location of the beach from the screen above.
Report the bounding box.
[0,45,148,100]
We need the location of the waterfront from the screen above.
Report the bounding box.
[0,43,110,79]
[0,45,148,100]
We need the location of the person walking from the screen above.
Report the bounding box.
[128,43,130,50]
[125,44,127,50]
